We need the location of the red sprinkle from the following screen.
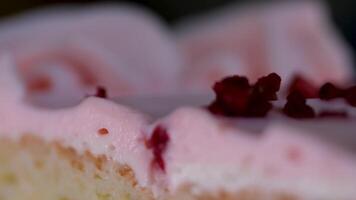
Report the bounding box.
[95,86,108,98]
[98,128,109,135]
[146,126,170,171]
[283,91,315,119]
[319,83,345,100]
[319,110,348,118]
[287,75,318,98]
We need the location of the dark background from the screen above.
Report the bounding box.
[1,0,356,58]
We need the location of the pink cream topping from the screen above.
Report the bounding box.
[157,72,356,196]
[0,55,356,198]
[0,56,153,186]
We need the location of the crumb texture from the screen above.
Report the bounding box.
[0,135,328,200]
[167,187,300,200]
[0,135,154,200]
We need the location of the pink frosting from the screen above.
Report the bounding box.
[1,55,356,198]
[0,56,153,186]
[159,108,356,194]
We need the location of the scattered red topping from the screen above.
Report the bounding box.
[208,73,356,118]
[319,110,348,118]
[207,73,281,117]
[94,86,108,98]
[146,126,170,171]
[283,91,315,119]
[98,128,109,135]
[287,75,318,98]
[27,76,53,92]
[319,83,345,100]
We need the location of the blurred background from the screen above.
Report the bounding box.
[0,0,356,59]
[0,0,355,108]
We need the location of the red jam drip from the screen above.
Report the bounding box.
[146,126,170,171]
[208,73,281,117]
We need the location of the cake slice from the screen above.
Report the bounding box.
[0,56,155,199]
[153,108,356,199]
[1,55,356,200]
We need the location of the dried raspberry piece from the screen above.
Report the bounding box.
[207,100,225,116]
[214,75,250,89]
[213,75,250,99]
[254,73,281,100]
[319,110,348,118]
[146,126,170,171]
[95,86,107,98]
[245,94,272,117]
[283,91,315,118]
[244,73,281,117]
[287,91,305,102]
[318,82,356,107]
[319,83,345,100]
[213,75,251,115]
[344,86,356,107]
[207,73,280,117]
[287,75,318,98]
